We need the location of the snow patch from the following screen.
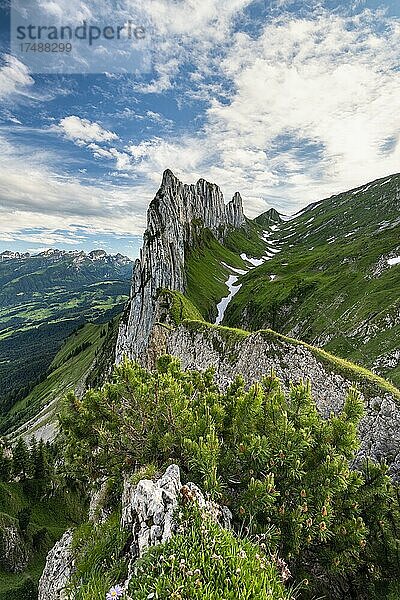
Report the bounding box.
[240,253,264,267]
[221,262,247,275]
[215,275,243,324]
[352,183,374,196]
[388,256,400,266]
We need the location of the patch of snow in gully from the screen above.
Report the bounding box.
[215,275,243,324]
[215,225,283,324]
[221,262,247,275]
[240,253,265,267]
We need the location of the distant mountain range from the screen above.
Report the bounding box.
[0,248,131,263]
[0,249,133,433]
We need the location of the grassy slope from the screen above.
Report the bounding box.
[223,174,400,386]
[185,222,266,321]
[0,481,86,598]
[0,252,131,408]
[157,290,204,326]
[1,322,109,436]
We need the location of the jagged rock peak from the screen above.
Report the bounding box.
[115,171,246,362]
[154,170,246,232]
[161,168,180,188]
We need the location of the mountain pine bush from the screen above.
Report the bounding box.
[60,356,400,598]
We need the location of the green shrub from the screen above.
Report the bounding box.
[60,356,400,598]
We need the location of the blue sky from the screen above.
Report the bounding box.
[0,0,399,258]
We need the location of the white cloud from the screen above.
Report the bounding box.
[200,10,400,212]
[37,0,93,21]
[122,8,400,216]
[131,0,254,92]
[0,54,34,100]
[88,143,132,171]
[0,135,149,239]
[53,116,119,144]
[126,137,211,185]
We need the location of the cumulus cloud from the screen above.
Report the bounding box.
[117,7,400,216]
[131,0,254,93]
[201,10,400,212]
[53,116,119,144]
[88,143,132,171]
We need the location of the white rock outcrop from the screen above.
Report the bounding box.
[38,465,231,599]
[38,530,74,600]
[121,464,231,561]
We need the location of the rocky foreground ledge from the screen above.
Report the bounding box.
[38,465,231,600]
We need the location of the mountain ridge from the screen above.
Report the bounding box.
[0,248,131,264]
[115,169,247,362]
[224,171,400,386]
[115,169,399,386]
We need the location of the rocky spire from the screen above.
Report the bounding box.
[115,170,246,363]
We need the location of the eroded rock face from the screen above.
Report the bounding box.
[121,464,231,562]
[121,464,181,558]
[38,530,74,600]
[115,170,245,363]
[0,519,28,573]
[167,325,400,477]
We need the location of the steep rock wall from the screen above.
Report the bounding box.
[115,170,245,362]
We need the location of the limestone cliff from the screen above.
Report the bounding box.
[115,170,245,363]
[164,322,400,477]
